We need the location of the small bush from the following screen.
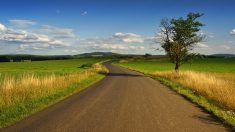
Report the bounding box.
[79,63,93,68]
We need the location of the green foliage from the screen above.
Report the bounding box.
[143,53,152,58]
[159,12,204,71]
[0,55,75,62]
[79,63,93,68]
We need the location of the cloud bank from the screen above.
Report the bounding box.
[230,29,235,35]
[1,20,235,55]
[9,19,37,28]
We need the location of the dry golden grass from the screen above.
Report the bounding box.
[0,63,107,109]
[153,71,235,111]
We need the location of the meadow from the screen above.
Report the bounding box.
[0,58,104,76]
[118,58,235,73]
[0,58,107,128]
[116,57,235,127]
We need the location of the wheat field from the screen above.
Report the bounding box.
[153,71,235,111]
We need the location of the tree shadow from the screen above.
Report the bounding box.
[193,115,221,125]
[108,72,142,77]
[193,115,232,131]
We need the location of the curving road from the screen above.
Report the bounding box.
[2,62,231,132]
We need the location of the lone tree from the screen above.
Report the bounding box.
[144,53,152,58]
[158,13,204,71]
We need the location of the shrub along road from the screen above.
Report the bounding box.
[1,62,231,132]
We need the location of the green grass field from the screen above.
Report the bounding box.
[117,58,235,73]
[0,58,104,76]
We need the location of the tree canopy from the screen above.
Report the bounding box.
[159,12,205,71]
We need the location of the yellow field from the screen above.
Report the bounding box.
[153,71,235,111]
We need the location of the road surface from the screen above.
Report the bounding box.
[2,62,231,132]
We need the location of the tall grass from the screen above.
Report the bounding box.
[153,71,235,111]
[0,63,107,110]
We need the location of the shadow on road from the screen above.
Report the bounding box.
[193,115,232,131]
[193,115,222,125]
[108,72,142,77]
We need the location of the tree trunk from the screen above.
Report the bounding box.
[175,62,179,72]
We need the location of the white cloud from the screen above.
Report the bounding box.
[0,23,7,31]
[40,25,75,38]
[113,32,144,43]
[230,29,235,35]
[129,46,145,50]
[145,36,162,44]
[72,32,150,54]
[196,43,209,48]
[0,23,161,54]
[220,45,231,50]
[0,23,64,49]
[9,19,37,28]
[86,43,145,51]
[198,31,214,39]
[89,44,129,50]
[81,11,88,16]
[123,38,143,43]
[17,42,66,52]
[0,29,62,45]
[114,32,140,38]
[18,44,48,51]
[19,44,30,50]
[77,32,148,48]
[31,46,44,50]
[64,49,79,53]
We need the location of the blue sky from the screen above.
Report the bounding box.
[0,0,235,55]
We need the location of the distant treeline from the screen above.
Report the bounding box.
[0,52,234,62]
[0,55,75,62]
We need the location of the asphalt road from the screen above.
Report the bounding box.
[2,62,231,132]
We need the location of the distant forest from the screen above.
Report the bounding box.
[0,55,75,62]
[0,52,234,62]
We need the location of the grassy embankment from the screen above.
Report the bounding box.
[0,58,108,128]
[116,58,235,127]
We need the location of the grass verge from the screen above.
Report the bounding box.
[0,64,108,128]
